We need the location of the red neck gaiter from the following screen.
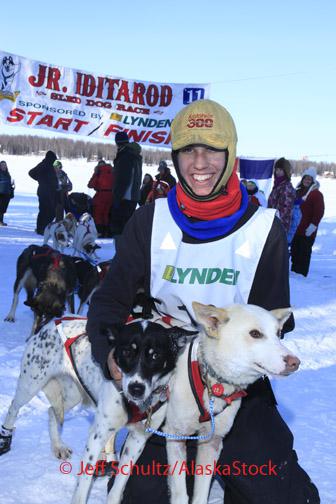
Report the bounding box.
[175,164,242,220]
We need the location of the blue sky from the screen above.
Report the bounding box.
[1,0,335,161]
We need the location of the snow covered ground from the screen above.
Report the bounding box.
[0,156,335,503]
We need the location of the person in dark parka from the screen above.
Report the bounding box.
[29,151,58,234]
[109,132,142,236]
[0,160,14,226]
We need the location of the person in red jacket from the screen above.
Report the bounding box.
[145,178,170,203]
[88,160,115,237]
[245,179,267,207]
[291,167,325,276]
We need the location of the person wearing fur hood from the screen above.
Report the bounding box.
[291,167,325,276]
[267,157,296,234]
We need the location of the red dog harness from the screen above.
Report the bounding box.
[188,339,247,422]
[32,245,62,270]
[55,315,171,423]
[55,316,87,366]
[55,316,95,404]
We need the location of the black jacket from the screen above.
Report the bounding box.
[113,143,142,205]
[0,170,12,195]
[28,151,58,198]
[87,202,294,378]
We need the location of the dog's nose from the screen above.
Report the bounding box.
[283,355,300,373]
[128,382,146,398]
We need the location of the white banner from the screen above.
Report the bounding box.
[0,50,210,147]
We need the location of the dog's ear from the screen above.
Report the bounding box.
[270,308,292,329]
[192,301,229,339]
[168,327,199,352]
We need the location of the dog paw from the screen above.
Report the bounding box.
[54,445,73,459]
[4,316,15,322]
[0,434,12,455]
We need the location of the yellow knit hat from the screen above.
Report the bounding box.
[171,100,238,197]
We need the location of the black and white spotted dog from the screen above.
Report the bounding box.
[72,213,100,259]
[70,317,196,503]
[0,55,21,92]
[0,316,195,483]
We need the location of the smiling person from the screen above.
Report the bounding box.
[87,99,319,504]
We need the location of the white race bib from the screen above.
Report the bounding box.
[150,199,275,328]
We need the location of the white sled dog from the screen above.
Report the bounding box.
[71,302,299,504]
[161,302,300,504]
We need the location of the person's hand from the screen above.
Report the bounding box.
[107,350,122,382]
[305,223,317,237]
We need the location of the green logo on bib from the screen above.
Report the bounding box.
[162,266,240,285]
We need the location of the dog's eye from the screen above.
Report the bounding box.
[148,348,160,360]
[249,329,263,339]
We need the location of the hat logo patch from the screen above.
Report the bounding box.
[187,113,214,129]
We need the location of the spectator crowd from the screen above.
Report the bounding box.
[0,137,325,279]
